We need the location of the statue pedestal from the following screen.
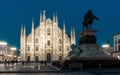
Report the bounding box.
[79,44,112,57]
[80,29,97,38]
[79,29,112,58]
[61,29,118,69]
[76,29,118,69]
[79,29,97,45]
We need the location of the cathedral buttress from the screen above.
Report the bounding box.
[31,19,35,61]
[62,22,66,59]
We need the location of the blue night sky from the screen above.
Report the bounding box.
[0,0,120,49]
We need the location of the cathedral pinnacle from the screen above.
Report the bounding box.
[43,10,46,22]
[40,11,43,22]
[55,14,58,23]
[63,21,66,33]
[53,13,55,22]
[20,25,23,38]
[32,18,34,32]
[23,25,26,37]
[73,28,76,44]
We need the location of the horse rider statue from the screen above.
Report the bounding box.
[82,9,99,30]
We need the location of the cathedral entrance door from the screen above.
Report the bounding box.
[35,56,39,62]
[27,56,30,62]
[47,53,51,62]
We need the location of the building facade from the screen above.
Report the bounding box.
[0,42,18,61]
[113,34,120,58]
[20,11,76,61]
[114,34,120,52]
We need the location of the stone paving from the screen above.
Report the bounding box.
[0,72,94,75]
[0,63,60,72]
[1,63,120,75]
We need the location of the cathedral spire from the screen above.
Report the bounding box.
[62,21,66,59]
[70,28,76,45]
[53,13,56,22]
[20,25,23,51]
[55,14,58,23]
[40,11,43,23]
[23,25,26,37]
[23,25,27,61]
[20,25,23,38]
[73,28,76,44]
[63,21,66,33]
[31,18,35,61]
[43,10,46,22]
[71,28,73,37]
[70,28,73,44]
[32,18,34,32]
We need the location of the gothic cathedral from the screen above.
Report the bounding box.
[20,11,76,61]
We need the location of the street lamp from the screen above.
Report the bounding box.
[11,47,17,61]
[0,41,7,62]
[102,44,109,48]
[102,44,110,50]
[117,56,120,60]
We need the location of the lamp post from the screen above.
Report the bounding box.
[0,41,7,63]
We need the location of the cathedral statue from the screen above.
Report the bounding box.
[67,44,81,59]
[82,9,99,30]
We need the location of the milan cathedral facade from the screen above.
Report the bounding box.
[20,11,76,61]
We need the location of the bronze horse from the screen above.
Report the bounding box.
[82,10,99,30]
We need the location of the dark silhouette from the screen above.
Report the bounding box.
[45,60,47,65]
[22,61,24,66]
[67,44,81,59]
[82,9,99,30]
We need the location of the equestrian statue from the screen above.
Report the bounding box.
[82,10,99,30]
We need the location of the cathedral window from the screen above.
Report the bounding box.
[115,40,117,44]
[35,56,39,62]
[28,47,30,51]
[119,45,120,51]
[35,38,39,43]
[59,56,62,60]
[59,46,62,51]
[59,39,62,44]
[36,47,38,51]
[118,39,120,44]
[67,46,69,51]
[27,56,30,61]
[47,28,50,35]
[47,40,50,46]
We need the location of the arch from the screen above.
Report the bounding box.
[27,56,30,62]
[59,56,62,60]
[47,28,50,35]
[35,56,39,62]
[47,53,51,62]
[47,40,50,46]
[59,39,62,44]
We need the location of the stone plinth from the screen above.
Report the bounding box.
[79,29,97,45]
[79,29,97,38]
[79,29,113,58]
[79,44,112,57]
